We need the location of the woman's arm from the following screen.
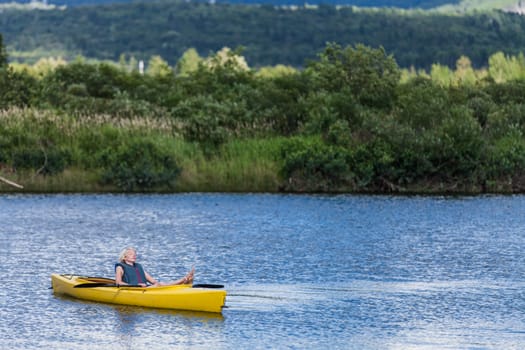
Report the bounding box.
[145,271,159,286]
[115,265,127,285]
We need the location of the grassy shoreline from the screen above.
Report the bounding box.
[0,166,282,193]
[0,106,287,193]
[0,167,521,195]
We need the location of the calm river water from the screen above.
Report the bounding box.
[1,193,524,349]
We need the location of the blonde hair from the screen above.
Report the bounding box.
[119,247,136,262]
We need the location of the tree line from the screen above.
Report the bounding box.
[1,38,525,193]
[1,1,525,70]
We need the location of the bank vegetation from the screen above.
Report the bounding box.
[1,38,525,194]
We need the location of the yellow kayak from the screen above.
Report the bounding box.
[51,274,227,313]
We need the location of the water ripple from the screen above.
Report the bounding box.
[1,194,525,349]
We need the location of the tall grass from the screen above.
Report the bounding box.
[0,107,176,137]
[0,107,285,192]
[175,138,285,192]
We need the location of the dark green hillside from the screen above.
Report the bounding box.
[206,0,460,8]
[0,0,460,9]
[1,2,524,69]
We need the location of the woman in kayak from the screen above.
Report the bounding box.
[115,247,194,287]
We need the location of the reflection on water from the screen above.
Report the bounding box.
[49,291,226,349]
[1,194,525,349]
[54,293,225,320]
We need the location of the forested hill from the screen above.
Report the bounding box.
[0,0,460,9]
[1,1,524,69]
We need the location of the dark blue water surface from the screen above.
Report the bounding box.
[1,194,524,349]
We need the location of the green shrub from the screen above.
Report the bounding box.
[302,89,361,136]
[485,129,525,178]
[246,73,309,135]
[436,106,484,179]
[306,43,400,110]
[98,138,181,191]
[325,119,352,146]
[347,138,395,188]
[171,95,231,148]
[12,146,71,175]
[485,104,525,140]
[0,68,37,108]
[66,83,89,97]
[466,94,495,128]
[484,80,525,105]
[395,77,450,131]
[280,136,351,191]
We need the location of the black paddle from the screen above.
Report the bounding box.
[74,282,224,289]
[192,284,225,289]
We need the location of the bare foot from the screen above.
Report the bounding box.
[186,267,195,284]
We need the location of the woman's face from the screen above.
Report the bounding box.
[124,250,137,264]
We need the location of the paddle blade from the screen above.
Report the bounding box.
[192,283,224,289]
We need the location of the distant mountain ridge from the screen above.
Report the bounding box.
[1,0,520,14]
[2,0,524,69]
[0,0,461,9]
[1,0,520,13]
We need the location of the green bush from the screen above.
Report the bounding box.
[395,77,451,131]
[246,73,309,135]
[485,129,525,178]
[0,127,70,175]
[325,119,353,147]
[484,80,525,105]
[171,95,231,148]
[12,146,71,175]
[306,43,400,110]
[66,83,89,97]
[0,68,37,108]
[46,61,126,99]
[302,89,361,136]
[435,106,484,179]
[76,126,126,168]
[98,138,181,191]
[347,138,395,188]
[466,94,495,128]
[280,136,351,191]
[485,104,525,140]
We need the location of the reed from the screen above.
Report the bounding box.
[0,107,286,193]
[0,107,176,136]
[175,138,284,192]
[0,168,107,192]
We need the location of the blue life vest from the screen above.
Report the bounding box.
[115,262,147,285]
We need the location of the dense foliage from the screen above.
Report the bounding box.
[1,2,525,69]
[2,37,525,193]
